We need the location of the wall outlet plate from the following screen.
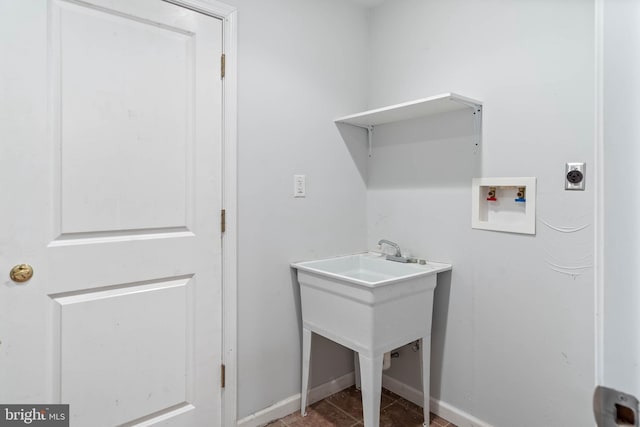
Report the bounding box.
[565,162,586,191]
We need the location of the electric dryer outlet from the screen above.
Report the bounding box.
[565,162,586,191]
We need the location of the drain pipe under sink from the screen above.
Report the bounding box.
[383,352,391,370]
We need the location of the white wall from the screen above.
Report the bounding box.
[228,0,602,424]
[367,1,596,426]
[223,0,370,418]
[602,0,640,396]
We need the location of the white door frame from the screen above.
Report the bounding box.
[164,1,238,425]
[594,0,604,389]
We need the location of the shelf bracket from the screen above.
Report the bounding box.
[472,105,482,153]
[367,125,374,157]
[452,97,483,153]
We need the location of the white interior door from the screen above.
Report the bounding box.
[0,1,223,426]
[596,0,640,424]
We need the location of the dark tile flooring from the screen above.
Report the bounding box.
[267,386,457,427]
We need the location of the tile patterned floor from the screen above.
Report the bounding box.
[267,386,457,427]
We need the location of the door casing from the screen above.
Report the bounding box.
[163,1,238,425]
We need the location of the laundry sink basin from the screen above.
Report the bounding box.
[292,251,451,287]
[291,251,451,355]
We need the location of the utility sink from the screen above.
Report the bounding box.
[291,252,452,427]
[292,251,451,287]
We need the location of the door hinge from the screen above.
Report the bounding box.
[221,364,226,388]
[221,53,226,79]
[221,209,226,233]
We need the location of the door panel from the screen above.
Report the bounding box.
[54,277,191,425]
[55,0,193,234]
[0,1,223,426]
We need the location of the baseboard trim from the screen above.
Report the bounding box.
[237,372,355,427]
[382,374,494,427]
[237,371,492,427]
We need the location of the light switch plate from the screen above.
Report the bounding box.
[294,175,306,198]
[565,162,586,191]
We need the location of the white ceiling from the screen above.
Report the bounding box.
[349,0,386,8]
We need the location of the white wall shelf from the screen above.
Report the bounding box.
[334,93,483,154]
[334,93,482,128]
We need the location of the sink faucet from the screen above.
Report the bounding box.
[377,239,409,263]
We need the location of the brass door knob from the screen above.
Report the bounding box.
[10,264,34,283]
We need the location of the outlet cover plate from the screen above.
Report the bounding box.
[565,162,586,191]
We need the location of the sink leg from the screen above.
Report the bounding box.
[301,328,312,416]
[359,353,383,427]
[354,351,361,390]
[420,336,431,426]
